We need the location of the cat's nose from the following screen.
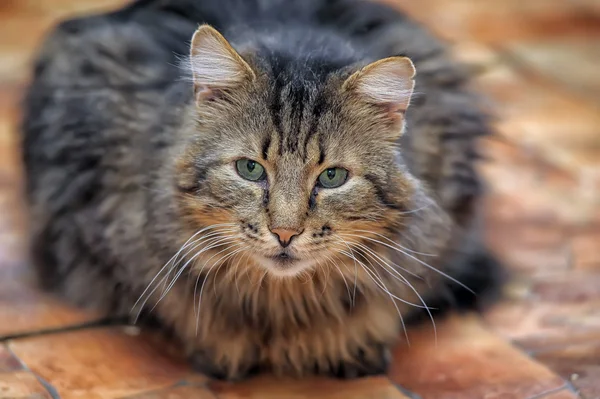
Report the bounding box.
[270,228,302,248]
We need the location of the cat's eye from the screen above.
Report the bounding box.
[317,168,348,189]
[236,158,266,181]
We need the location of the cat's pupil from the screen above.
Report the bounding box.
[247,161,256,172]
[326,168,336,180]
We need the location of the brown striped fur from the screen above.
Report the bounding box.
[21,0,503,381]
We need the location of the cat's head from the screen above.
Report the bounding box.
[175,25,440,278]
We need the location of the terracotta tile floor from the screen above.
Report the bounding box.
[1,0,599,398]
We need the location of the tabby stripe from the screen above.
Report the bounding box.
[363,173,404,211]
[287,83,307,153]
[269,73,286,155]
[304,91,327,162]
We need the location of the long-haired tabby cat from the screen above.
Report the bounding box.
[22,0,503,380]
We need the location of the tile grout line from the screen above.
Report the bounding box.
[34,373,62,399]
[0,317,127,342]
[524,384,577,399]
[5,345,61,399]
[387,377,423,399]
[479,319,585,398]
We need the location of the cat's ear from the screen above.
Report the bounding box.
[190,25,255,102]
[343,56,415,119]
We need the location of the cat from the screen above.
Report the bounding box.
[21,0,504,380]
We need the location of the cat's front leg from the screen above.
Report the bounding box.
[325,343,392,379]
[269,301,400,379]
[189,346,261,381]
[157,290,262,381]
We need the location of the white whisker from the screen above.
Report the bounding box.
[194,243,245,333]
[350,243,437,345]
[131,223,236,322]
[335,245,410,345]
[335,235,359,306]
[350,230,437,257]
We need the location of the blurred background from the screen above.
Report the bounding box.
[0,0,598,398]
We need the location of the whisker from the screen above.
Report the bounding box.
[396,202,433,216]
[189,239,241,316]
[163,236,239,300]
[164,229,238,292]
[194,244,245,333]
[213,247,247,298]
[194,258,223,335]
[339,232,473,295]
[326,253,353,307]
[318,258,331,298]
[138,236,239,322]
[336,246,409,345]
[346,240,421,284]
[349,230,437,257]
[334,247,428,309]
[335,235,358,306]
[230,249,251,296]
[350,243,437,345]
[131,224,236,321]
[149,236,240,316]
[359,248,411,346]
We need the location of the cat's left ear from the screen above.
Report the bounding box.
[189,24,256,103]
[343,56,415,120]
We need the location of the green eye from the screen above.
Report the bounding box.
[236,159,266,181]
[318,167,348,188]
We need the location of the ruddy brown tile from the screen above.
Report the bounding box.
[0,0,125,16]
[0,262,104,338]
[387,0,600,44]
[483,193,571,273]
[0,17,56,86]
[530,272,600,303]
[475,64,600,175]
[448,42,502,73]
[210,375,409,399]
[121,385,216,399]
[0,370,52,398]
[8,327,200,399]
[0,344,23,373]
[0,1,127,86]
[571,230,600,271]
[480,136,600,274]
[504,39,600,103]
[485,301,600,352]
[535,342,600,399]
[389,315,576,399]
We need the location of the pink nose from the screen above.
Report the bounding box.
[270,228,302,247]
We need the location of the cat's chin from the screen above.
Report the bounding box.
[254,255,317,278]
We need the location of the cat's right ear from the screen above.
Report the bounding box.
[342,56,415,121]
[189,25,256,103]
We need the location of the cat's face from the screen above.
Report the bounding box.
[176,25,420,277]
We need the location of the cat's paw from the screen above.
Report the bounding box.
[327,344,391,379]
[189,350,259,382]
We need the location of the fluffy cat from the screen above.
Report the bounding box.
[21,0,503,380]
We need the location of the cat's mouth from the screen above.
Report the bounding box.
[269,252,297,266]
[257,251,316,277]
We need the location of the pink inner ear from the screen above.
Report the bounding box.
[195,85,215,102]
[347,57,416,115]
[384,102,408,124]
